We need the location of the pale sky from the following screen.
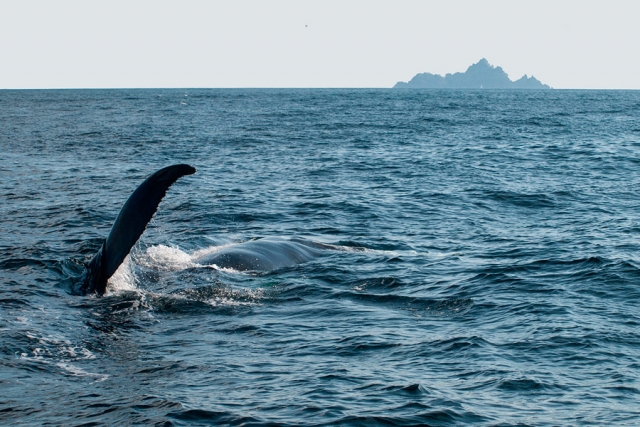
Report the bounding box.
[1,0,639,89]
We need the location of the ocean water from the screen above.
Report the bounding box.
[1,89,639,426]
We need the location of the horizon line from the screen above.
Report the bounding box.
[2,87,639,91]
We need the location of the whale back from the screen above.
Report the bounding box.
[197,237,325,271]
[79,164,196,295]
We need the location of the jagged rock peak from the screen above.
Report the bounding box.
[394,59,551,89]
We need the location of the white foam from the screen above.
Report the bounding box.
[106,255,138,294]
[103,244,274,300]
[107,245,197,295]
[203,288,264,307]
[56,362,109,382]
[19,331,101,380]
[169,285,265,307]
[201,264,244,274]
[141,244,197,271]
[205,296,252,306]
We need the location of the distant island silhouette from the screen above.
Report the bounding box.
[394,58,551,89]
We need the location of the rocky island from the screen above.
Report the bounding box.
[394,58,551,89]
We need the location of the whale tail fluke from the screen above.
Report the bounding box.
[78,164,196,295]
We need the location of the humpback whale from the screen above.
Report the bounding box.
[194,237,331,272]
[77,164,329,296]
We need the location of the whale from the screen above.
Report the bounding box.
[194,237,332,272]
[77,164,329,296]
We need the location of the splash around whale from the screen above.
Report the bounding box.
[77,165,330,296]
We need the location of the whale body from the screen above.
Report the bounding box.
[196,237,330,272]
[77,165,328,295]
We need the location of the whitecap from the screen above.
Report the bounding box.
[56,362,109,382]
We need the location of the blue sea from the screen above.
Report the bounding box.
[1,89,639,426]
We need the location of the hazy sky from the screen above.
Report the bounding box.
[1,0,639,89]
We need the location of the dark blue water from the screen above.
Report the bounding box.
[1,89,639,426]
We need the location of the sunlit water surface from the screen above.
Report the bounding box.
[1,89,639,426]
